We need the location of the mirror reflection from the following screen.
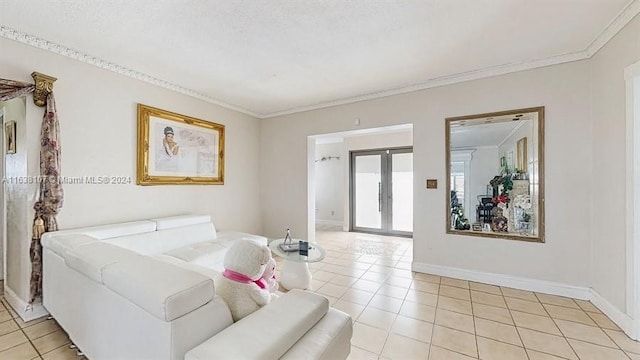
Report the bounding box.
[446,107,544,242]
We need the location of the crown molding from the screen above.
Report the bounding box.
[261,50,589,118]
[0,25,260,118]
[587,0,640,57]
[260,0,640,118]
[2,0,638,120]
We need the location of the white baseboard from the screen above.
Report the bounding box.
[590,289,636,339]
[412,262,591,300]
[315,220,344,227]
[412,262,640,338]
[3,285,49,322]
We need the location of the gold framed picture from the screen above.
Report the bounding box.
[5,121,16,154]
[136,104,224,185]
[516,137,527,172]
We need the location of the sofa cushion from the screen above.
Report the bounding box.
[42,233,98,258]
[281,308,353,360]
[163,241,227,267]
[40,220,156,253]
[185,289,329,360]
[152,215,215,233]
[152,254,222,280]
[155,223,217,253]
[64,242,141,283]
[215,231,267,246]
[103,222,216,255]
[80,220,157,240]
[102,256,214,321]
[103,231,160,254]
[161,232,266,271]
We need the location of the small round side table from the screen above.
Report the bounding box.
[268,239,325,290]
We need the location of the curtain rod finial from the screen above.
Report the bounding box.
[31,72,57,107]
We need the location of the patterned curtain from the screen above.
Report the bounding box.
[29,93,63,303]
[0,77,61,304]
[0,78,34,101]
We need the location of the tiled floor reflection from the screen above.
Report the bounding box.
[274,228,640,360]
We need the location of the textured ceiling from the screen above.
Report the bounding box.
[0,0,635,117]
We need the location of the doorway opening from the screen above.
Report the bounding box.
[309,124,413,244]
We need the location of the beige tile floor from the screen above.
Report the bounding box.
[281,227,640,360]
[0,280,80,360]
[2,227,639,360]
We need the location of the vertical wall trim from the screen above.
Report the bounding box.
[307,137,316,243]
[625,60,640,340]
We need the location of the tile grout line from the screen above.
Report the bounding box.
[500,288,576,360]
[0,299,43,357]
[534,291,583,360]
[500,286,531,360]
[0,295,75,360]
[469,285,480,359]
[476,292,620,332]
[539,298,623,342]
[424,275,440,360]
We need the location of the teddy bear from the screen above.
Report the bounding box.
[215,239,273,321]
[258,256,279,296]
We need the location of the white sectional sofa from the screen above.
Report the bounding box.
[41,215,352,360]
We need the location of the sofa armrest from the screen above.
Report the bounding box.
[185,289,328,360]
[102,257,214,321]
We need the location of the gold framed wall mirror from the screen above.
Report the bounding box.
[445,107,545,243]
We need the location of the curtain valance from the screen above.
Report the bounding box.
[0,78,35,102]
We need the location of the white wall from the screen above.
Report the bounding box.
[344,131,412,151]
[590,14,640,313]
[315,142,344,223]
[0,37,262,312]
[262,60,592,288]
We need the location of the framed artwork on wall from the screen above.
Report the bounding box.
[136,104,225,185]
[5,120,16,154]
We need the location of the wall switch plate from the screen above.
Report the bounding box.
[426,179,437,189]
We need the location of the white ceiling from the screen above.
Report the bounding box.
[0,1,637,118]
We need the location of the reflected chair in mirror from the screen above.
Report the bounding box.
[476,197,494,224]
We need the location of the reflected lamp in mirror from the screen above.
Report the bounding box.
[445,107,545,243]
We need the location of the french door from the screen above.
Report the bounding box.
[349,147,413,236]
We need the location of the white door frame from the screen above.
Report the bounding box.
[625,59,640,340]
